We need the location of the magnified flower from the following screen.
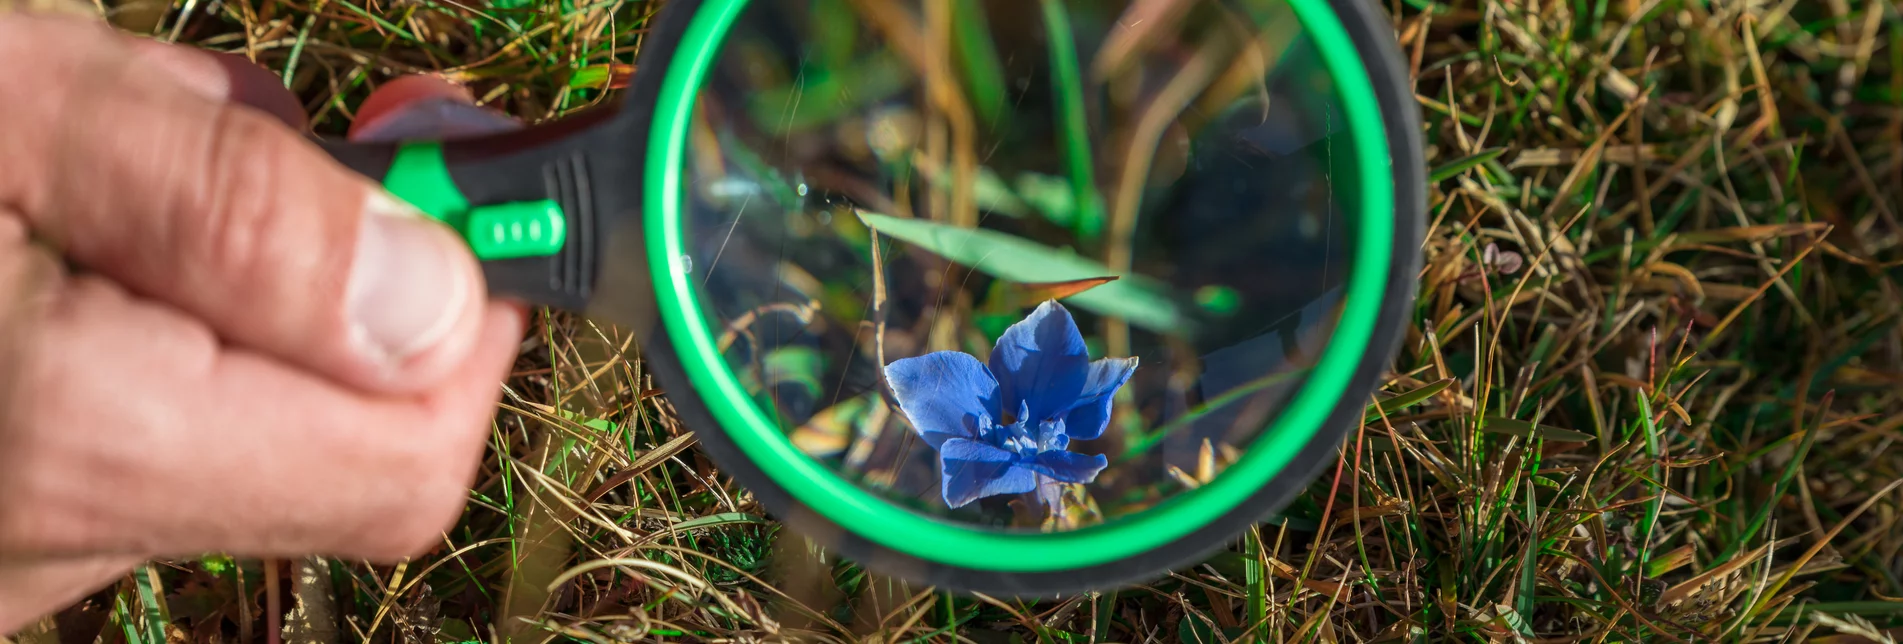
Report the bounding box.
[883,300,1138,508]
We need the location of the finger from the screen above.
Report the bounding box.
[120,38,311,131]
[0,13,490,394]
[0,221,137,634]
[0,255,524,561]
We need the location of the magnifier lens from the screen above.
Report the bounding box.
[669,0,1372,537]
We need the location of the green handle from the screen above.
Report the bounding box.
[381,142,567,261]
[316,111,623,311]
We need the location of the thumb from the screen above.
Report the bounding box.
[0,14,489,392]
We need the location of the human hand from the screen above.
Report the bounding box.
[0,11,526,631]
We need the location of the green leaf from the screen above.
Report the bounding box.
[114,594,142,644]
[438,619,479,644]
[1194,285,1242,316]
[1037,0,1104,240]
[1177,612,1219,644]
[1635,395,1664,581]
[856,211,1192,334]
[810,0,857,69]
[951,0,1007,126]
[553,409,616,433]
[670,512,767,532]
[1480,416,1593,442]
[1091,591,1118,640]
[749,54,910,134]
[716,130,804,209]
[1716,400,1823,563]
[1015,172,1078,227]
[1430,147,1507,183]
[567,65,609,89]
[762,345,825,398]
[198,553,233,575]
[924,165,1032,218]
[1490,602,1533,638]
[133,565,169,644]
[1244,534,1269,642]
[1365,378,1454,421]
[1516,485,1539,622]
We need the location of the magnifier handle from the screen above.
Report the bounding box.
[315,114,617,312]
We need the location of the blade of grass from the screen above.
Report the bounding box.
[951,0,1006,127]
[1634,395,1664,587]
[1480,417,1594,442]
[1431,147,1509,183]
[132,565,166,644]
[1714,393,1830,564]
[1037,0,1105,241]
[1365,377,1456,422]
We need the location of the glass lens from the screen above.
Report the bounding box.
[674,0,1367,531]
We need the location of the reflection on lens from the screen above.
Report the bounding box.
[676,0,1362,532]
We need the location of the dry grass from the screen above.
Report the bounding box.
[22,0,1903,642]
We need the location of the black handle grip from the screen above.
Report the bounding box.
[314,107,627,312]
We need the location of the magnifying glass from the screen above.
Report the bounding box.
[318,0,1424,597]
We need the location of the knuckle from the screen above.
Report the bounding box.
[178,109,293,297]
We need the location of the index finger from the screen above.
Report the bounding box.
[0,13,493,394]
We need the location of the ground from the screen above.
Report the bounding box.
[20,0,1903,642]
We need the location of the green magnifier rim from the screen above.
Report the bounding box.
[645,0,1396,572]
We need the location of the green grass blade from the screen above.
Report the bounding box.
[1244,530,1269,641]
[1634,396,1663,585]
[1366,378,1455,422]
[133,566,167,644]
[748,53,912,134]
[856,211,1191,333]
[1429,147,1508,183]
[952,0,1007,126]
[1715,397,1825,563]
[670,512,768,532]
[113,592,143,644]
[1479,417,1593,442]
[1037,0,1104,241]
[1516,484,1538,624]
[812,0,858,69]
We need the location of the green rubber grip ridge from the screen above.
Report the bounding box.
[382,142,567,261]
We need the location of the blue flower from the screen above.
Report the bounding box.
[883,300,1139,508]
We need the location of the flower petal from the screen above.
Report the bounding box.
[988,300,1090,422]
[884,351,1001,450]
[939,439,1037,508]
[1024,450,1109,484]
[1060,356,1140,441]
